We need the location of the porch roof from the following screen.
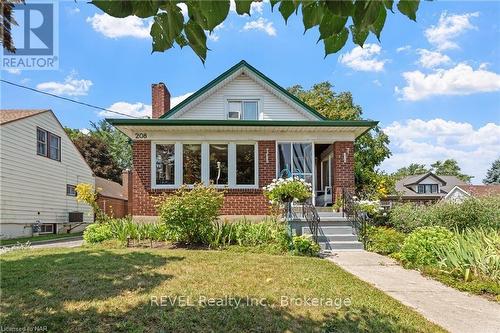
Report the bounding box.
[106,119,378,139]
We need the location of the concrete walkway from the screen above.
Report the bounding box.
[31,239,83,248]
[327,251,500,333]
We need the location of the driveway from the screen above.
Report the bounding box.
[328,251,500,333]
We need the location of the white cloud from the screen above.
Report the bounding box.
[396,63,500,101]
[86,13,151,39]
[99,93,193,118]
[373,80,382,87]
[339,44,387,72]
[230,0,265,15]
[36,72,92,96]
[425,12,479,50]
[207,23,225,42]
[381,119,500,183]
[417,49,451,68]
[243,17,277,36]
[396,45,411,53]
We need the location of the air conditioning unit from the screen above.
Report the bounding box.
[228,111,241,119]
[68,212,84,223]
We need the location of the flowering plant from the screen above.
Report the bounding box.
[263,177,312,204]
[355,199,383,217]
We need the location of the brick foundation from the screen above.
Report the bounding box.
[130,140,276,216]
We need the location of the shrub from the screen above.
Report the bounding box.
[83,223,112,244]
[263,177,312,203]
[157,184,224,244]
[437,228,500,283]
[209,219,290,253]
[365,226,406,255]
[389,196,500,233]
[291,235,321,257]
[399,226,454,267]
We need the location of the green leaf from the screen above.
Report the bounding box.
[325,0,354,17]
[151,5,184,52]
[350,24,369,46]
[175,34,189,48]
[369,4,387,40]
[234,0,253,15]
[318,11,348,40]
[91,1,133,18]
[397,0,419,21]
[128,0,160,18]
[185,20,208,63]
[353,0,383,29]
[324,27,348,56]
[270,0,280,11]
[186,1,209,30]
[199,0,230,31]
[384,0,394,12]
[302,2,324,32]
[279,0,296,23]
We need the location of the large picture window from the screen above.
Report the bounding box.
[236,144,255,185]
[183,144,202,184]
[156,144,175,185]
[277,143,313,184]
[209,144,228,185]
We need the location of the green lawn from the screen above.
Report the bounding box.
[0,232,83,246]
[0,247,446,333]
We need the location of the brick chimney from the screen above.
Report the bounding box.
[151,83,171,118]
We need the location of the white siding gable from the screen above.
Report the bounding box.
[172,72,316,121]
[0,111,94,238]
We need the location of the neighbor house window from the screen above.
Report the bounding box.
[66,184,77,196]
[417,184,438,194]
[209,144,228,185]
[183,144,202,184]
[37,128,60,161]
[37,128,47,156]
[227,100,258,120]
[156,144,175,185]
[48,133,61,161]
[40,224,55,234]
[236,144,255,185]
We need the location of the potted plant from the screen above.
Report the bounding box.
[263,177,312,220]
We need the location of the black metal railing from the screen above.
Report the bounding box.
[342,188,368,248]
[302,201,320,243]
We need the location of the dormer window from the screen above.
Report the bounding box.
[227,100,258,120]
[417,184,439,194]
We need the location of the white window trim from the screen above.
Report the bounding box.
[151,141,258,190]
[224,95,263,120]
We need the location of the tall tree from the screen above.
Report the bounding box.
[288,82,391,195]
[483,158,500,184]
[431,159,473,183]
[90,120,132,170]
[24,0,423,63]
[69,132,123,183]
[392,163,430,179]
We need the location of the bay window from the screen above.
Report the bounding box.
[152,142,257,188]
[183,144,202,184]
[155,144,175,185]
[209,144,228,185]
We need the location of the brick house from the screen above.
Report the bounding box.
[107,61,376,219]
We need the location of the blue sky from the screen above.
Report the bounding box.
[1,1,499,183]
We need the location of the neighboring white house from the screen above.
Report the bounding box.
[445,184,500,202]
[0,109,94,239]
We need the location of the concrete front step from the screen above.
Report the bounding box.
[303,226,354,235]
[320,241,364,251]
[314,234,359,242]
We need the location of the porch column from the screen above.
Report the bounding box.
[332,141,355,201]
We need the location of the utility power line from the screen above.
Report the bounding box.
[0,79,142,119]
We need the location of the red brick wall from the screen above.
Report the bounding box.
[151,83,170,119]
[130,140,276,216]
[332,141,355,200]
[97,196,128,218]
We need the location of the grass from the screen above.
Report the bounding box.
[0,247,446,333]
[0,232,83,246]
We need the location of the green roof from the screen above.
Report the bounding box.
[161,60,327,120]
[106,118,378,128]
